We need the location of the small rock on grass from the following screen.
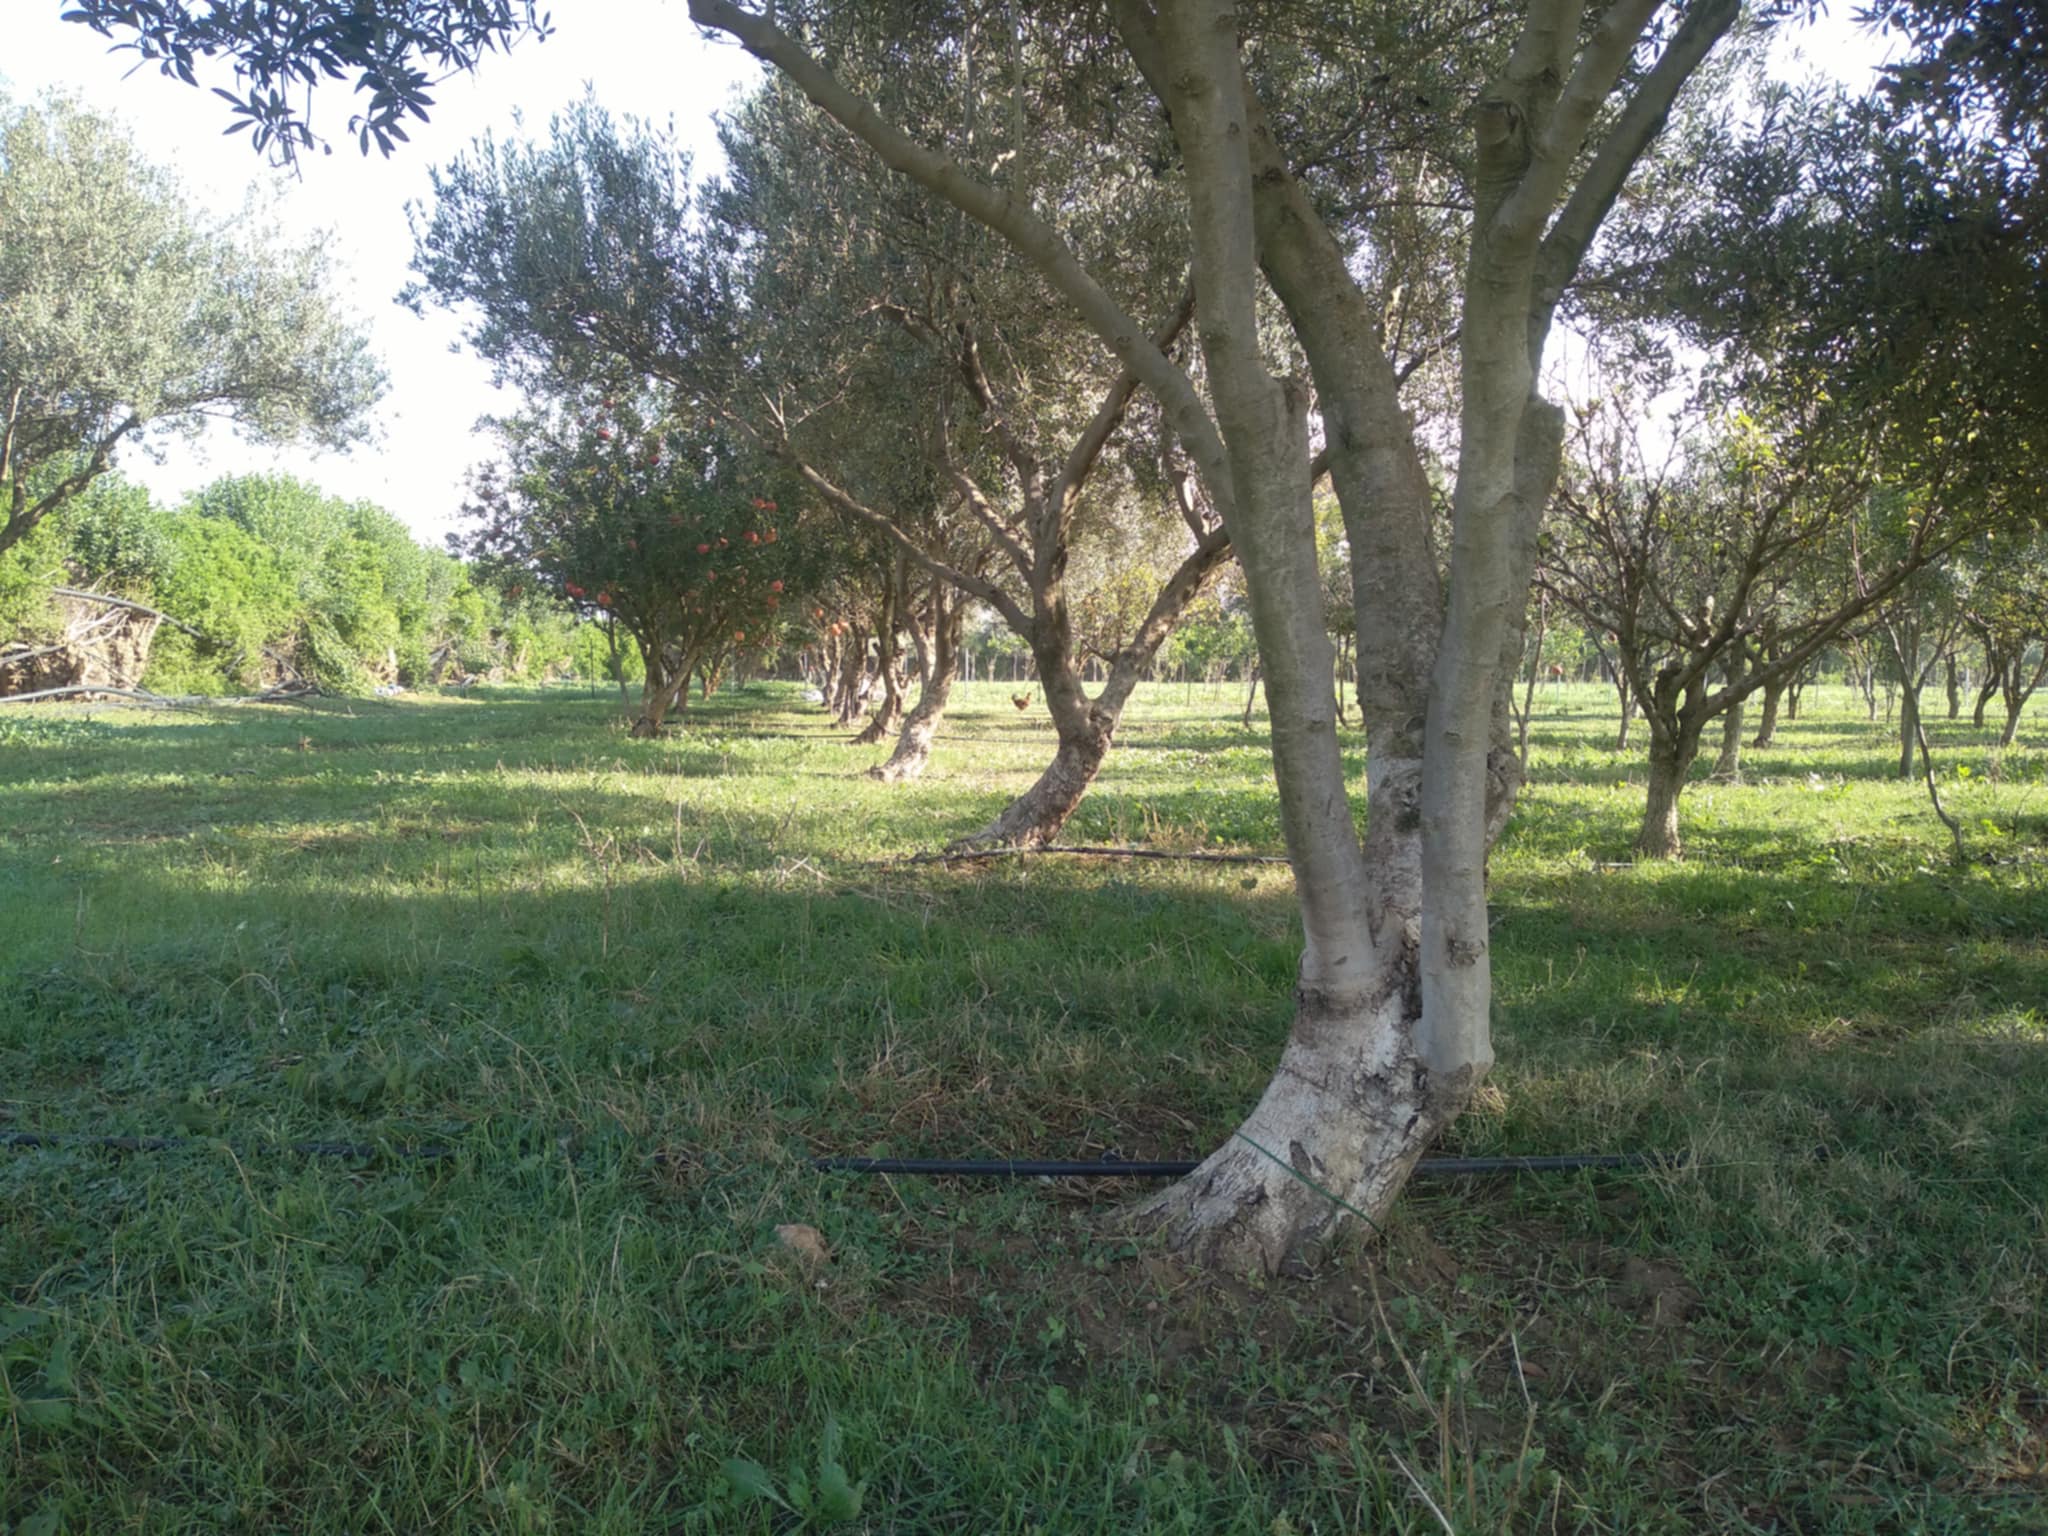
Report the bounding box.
[774,1222,832,1268]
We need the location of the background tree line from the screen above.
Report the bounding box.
[0,468,584,694]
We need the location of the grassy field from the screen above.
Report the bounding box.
[2,679,2044,1533]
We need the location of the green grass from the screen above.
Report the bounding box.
[2,679,2044,1533]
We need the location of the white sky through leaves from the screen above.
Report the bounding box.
[6,7,1887,544]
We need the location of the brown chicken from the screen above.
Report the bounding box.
[1011,691,1032,711]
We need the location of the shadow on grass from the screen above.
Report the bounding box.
[5,694,2046,1531]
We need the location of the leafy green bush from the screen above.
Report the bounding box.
[2,469,584,694]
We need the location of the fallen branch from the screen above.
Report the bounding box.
[903,843,1290,867]
[51,586,207,641]
[0,682,323,708]
[0,684,192,707]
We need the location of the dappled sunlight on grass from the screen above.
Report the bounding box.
[2,678,2044,1531]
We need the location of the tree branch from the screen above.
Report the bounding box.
[686,0,1236,516]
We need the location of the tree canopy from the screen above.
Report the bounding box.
[0,93,383,559]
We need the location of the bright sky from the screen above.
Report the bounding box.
[4,6,762,544]
[6,7,1892,547]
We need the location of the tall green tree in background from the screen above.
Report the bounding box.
[461,394,814,736]
[0,95,383,560]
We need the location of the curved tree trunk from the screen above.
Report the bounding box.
[853,660,904,743]
[871,598,964,783]
[1751,677,1784,748]
[854,564,907,743]
[1974,674,1997,730]
[963,705,1116,845]
[960,529,1232,847]
[2000,653,2047,746]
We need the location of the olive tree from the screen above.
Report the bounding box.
[673,0,1756,1270]
[74,0,1790,1275]
[0,94,381,560]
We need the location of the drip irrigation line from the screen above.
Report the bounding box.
[2,1129,1680,1181]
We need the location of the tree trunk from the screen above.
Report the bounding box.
[964,708,1114,846]
[629,645,690,738]
[1241,664,1260,727]
[831,628,868,724]
[1945,652,1961,719]
[1636,731,1698,858]
[1711,648,1745,781]
[853,657,904,743]
[1898,678,1920,780]
[1974,672,1997,730]
[1751,677,1785,747]
[855,565,908,743]
[1712,698,1743,780]
[871,601,964,783]
[2000,653,2046,746]
[1786,678,1803,720]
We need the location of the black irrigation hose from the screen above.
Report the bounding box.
[1,1130,1678,1180]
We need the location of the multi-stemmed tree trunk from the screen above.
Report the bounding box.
[851,572,906,744]
[871,582,968,782]
[1971,626,2048,745]
[680,0,1746,1271]
[1996,656,2047,746]
[770,290,1234,847]
[1973,664,1997,729]
[630,650,684,738]
[829,624,870,724]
